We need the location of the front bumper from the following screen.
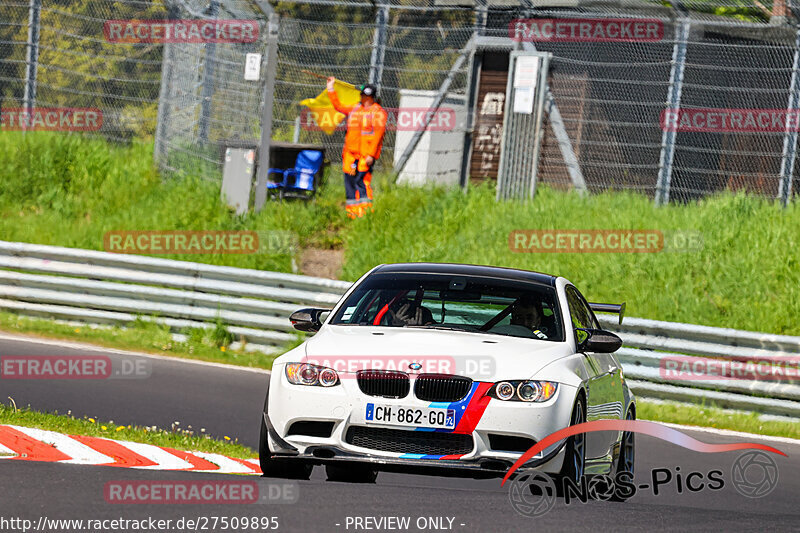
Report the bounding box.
[265,366,578,476]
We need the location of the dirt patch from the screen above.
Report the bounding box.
[300,248,344,279]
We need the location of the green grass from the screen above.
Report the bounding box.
[639,399,800,440]
[1,131,799,336]
[0,311,291,369]
[0,403,256,459]
[0,132,348,272]
[344,183,800,334]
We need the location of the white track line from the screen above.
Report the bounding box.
[10,425,113,465]
[112,440,194,470]
[0,332,270,374]
[0,441,16,458]
[644,420,800,447]
[191,452,258,474]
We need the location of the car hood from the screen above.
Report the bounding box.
[299,325,573,381]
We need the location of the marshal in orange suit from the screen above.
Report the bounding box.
[327,77,388,219]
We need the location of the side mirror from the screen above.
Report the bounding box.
[578,328,623,353]
[289,308,330,332]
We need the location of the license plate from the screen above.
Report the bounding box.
[365,403,456,429]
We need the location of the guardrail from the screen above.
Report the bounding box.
[0,240,350,350]
[0,240,798,417]
[595,315,800,418]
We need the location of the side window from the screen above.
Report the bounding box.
[566,286,597,346]
[576,289,600,329]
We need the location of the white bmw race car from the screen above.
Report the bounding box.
[259,263,635,484]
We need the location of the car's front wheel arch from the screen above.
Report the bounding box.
[558,389,587,486]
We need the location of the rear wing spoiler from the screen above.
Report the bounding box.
[589,302,626,325]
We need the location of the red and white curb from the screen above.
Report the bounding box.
[0,424,262,474]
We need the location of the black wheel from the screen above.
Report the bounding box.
[610,408,635,502]
[325,463,378,483]
[259,417,313,480]
[558,395,586,492]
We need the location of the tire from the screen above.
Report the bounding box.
[259,417,313,480]
[610,408,635,502]
[558,394,586,494]
[325,463,379,483]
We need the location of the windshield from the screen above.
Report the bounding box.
[330,273,564,342]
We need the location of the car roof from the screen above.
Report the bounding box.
[371,263,558,287]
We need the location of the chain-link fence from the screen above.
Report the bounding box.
[154,0,270,178]
[0,0,165,141]
[488,4,800,202]
[2,0,800,203]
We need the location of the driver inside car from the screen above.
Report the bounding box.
[388,299,435,326]
[492,298,548,339]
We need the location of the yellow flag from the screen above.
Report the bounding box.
[300,80,361,135]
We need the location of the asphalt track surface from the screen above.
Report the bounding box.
[1,333,798,532]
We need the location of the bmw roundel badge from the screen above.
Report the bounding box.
[409,362,422,371]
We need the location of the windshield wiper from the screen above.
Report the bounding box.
[404,324,483,333]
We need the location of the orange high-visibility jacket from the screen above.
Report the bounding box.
[328,88,388,173]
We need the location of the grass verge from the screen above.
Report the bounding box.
[0,131,348,272]
[0,311,292,370]
[638,399,800,440]
[2,132,799,334]
[345,183,800,335]
[0,403,256,459]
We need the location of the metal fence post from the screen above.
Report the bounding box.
[154,42,172,165]
[293,116,301,143]
[154,3,180,166]
[527,54,551,200]
[656,19,690,206]
[458,3,487,189]
[254,12,280,212]
[779,29,800,207]
[198,0,219,144]
[368,3,389,90]
[23,0,42,116]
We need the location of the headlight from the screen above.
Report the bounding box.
[517,381,541,401]
[486,380,558,402]
[285,363,340,387]
[495,381,515,401]
[319,368,339,387]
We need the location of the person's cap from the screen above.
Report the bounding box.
[360,84,377,97]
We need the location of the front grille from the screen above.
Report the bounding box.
[345,426,474,456]
[414,374,473,402]
[356,370,410,398]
